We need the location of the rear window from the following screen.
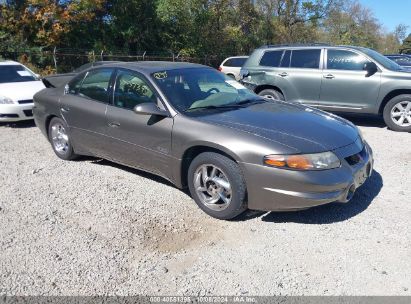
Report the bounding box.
[290,49,321,69]
[259,51,283,67]
[224,57,248,67]
[0,65,38,83]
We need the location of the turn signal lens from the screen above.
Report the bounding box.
[264,152,341,171]
[264,155,286,167]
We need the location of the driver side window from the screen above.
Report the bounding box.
[114,70,156,110]
[78,69,113,103]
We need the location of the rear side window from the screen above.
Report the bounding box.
[259,51,283,67]
[290,49,321,69]
[327,50,369,71]
[78,69,113,103]
[224,57,248,67]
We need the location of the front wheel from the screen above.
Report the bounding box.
[187,152,247,220]
[383,95,411,132]
[258,88,285,101]
[48,117,78,160]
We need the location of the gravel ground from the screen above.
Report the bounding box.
[0,116,410,296]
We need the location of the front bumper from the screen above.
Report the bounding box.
[242,140,374,211]
[0,103,34,122]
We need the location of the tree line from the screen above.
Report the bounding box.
[1,0,410,73]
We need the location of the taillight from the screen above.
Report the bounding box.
[218,66,222,71]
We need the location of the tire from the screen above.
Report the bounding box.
[226,73,236,79]
[187,152,247,220]
[383,94,411,132]
[258,88,285,101]
[48,117,78,160]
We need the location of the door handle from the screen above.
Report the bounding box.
[61,107,70,113]
[278,72,289,77]
[324,74,335,79]
[108,122,121,128]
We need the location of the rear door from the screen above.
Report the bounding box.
[105,69,174,177]
[318,48,381,112]
[279,48,323,106]
[59,68,114,156]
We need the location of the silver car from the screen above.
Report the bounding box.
[241,44,411,132]
[33,62,373,220]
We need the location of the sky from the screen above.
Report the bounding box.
[359,0,411,33]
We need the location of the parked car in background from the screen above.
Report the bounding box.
[0,60,45,122]
[43,61,120,88]
[33,62,373,220]
[218,56,248,80]
[385,54,411,70]
[240,44,411,132]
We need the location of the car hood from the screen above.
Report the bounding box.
[0,81,45,101]
[195,101,359,154]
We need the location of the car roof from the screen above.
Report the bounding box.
[97,61,208,74]
[256,44,373,51]
[225,56,249,59]
[0,60,22,66]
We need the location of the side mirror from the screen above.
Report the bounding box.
[364,62,378,77]
[133,102,168,117]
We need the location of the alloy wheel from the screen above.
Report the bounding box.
[193,164,232,211]
[51,123,69,154]
[391,100,411,127]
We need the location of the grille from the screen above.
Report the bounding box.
[0,114,19,118]
[18,99,33,104]
[23,109,33,117]
[345,147,367,166]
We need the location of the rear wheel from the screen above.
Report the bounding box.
[383,95,411,132]
[48,117,78,160]
[258,88,285,101]
[188,152,247,220]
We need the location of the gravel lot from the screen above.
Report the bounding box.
[0,116,410,296]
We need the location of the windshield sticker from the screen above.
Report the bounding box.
[17,71,32,77]
[226,80,247,90]
[153,71,167,80]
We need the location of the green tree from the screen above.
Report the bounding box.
[401,34,411,54]
[106,0,160,53]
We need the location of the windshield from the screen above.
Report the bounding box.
[361,48,403,71]
[0,64,38,84]
[151,68,262,113]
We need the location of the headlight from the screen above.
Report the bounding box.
[264,152,341,170]
[0,95,14,104]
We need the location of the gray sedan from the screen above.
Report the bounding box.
[33,62,374,220]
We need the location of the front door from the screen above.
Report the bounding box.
[59,68,114,156]
[318,49,381,112]
[105,69,174,178]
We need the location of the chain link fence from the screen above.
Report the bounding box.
[0,48,229,75]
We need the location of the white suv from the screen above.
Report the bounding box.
[0,61,45,122]
[218,56,248,80]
